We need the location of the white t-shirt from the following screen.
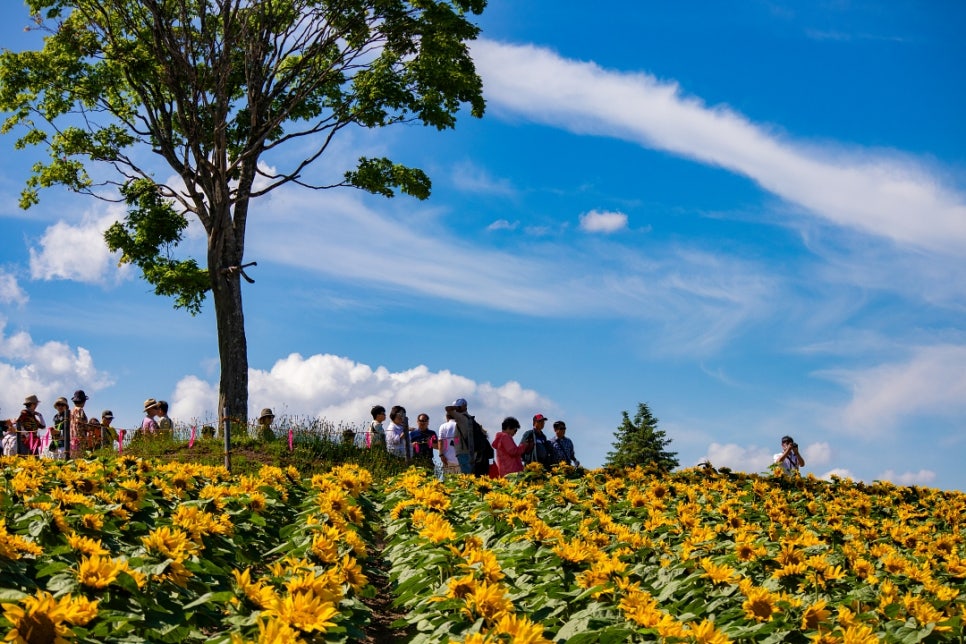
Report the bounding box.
[437,420,457,463]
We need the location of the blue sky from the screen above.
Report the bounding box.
[1,2,964,488]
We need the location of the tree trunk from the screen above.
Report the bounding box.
[209,214,249,427]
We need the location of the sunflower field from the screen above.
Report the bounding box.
[0,455,964,643]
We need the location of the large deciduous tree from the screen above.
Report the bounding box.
[605,402,679,472]
[0,0,486,423]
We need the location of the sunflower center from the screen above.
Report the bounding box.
[20,611,57,644]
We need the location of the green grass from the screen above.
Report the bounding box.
[116,421,417,481]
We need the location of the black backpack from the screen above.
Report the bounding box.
[470,417,493,463]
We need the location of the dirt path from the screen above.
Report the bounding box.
[360,532,411,643]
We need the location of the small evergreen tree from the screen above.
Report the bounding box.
[605,403,679,472]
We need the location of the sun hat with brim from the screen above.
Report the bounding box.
[23,394,40,405]
[72,390,88,403]
[144,398,159,412]
[258,408,275,421]
[102,410,114,420]
[54,397,69,407]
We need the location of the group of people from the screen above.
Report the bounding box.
[366,398,580,479]
[2,391,176,458]
[2,390,115,458]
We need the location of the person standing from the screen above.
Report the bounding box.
[16,394,45,455]
[386,406,409,458]
[52,397,70,457]
[444,398,475,474]
[550,420,579,467]
[100,410,118,448]
[368,405,387,449]
[141,398,160,435]
[70,390,89,454]
[437,410,460,478]
[774,435,805,474]
[492,417,532,477]
[257,408,276,441]
[521,413,554,468]
[157,401,173,435]
[409,413,437,465]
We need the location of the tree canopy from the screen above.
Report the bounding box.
[605,402,679,472]
[0,0,486,421]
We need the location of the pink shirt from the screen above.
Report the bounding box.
[492,431,529,477]
[142,416,158,433]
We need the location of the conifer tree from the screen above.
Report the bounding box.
[605,403,679,472]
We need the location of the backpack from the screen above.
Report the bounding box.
[470,417,493,463]
[521,429,551,466]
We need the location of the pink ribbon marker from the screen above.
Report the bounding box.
[118,429,126,455]
[188,425,197,448]
[288,428,294,451]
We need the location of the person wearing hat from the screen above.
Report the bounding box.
[257,408,276,442]
[52,397,70,457]
[520,413,554,468]
[142,398,160,434]
[16,394,45,455]
[550,420,579,467]
[70,390,89,454]
[100,410,118,448]
[444,398,475,474]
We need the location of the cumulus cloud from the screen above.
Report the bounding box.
[0,319,113,415]
[471,39,966,255]
[0,271,27,306]
[29,209,127,284]
[822,345,966,435]
[579,210,628,234]
[803,441,832,467]
[171,352,552,432]
[877,469,937,486]
[700,442,774,473]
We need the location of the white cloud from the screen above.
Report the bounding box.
[0,319,113,417]
[803,441,832,467]
[579,210,628,234]
[822,345,966,435]
[451,162,516,197]
[700,442,774,474]
[0,271,27,306]
[248,187,776,355]
[877,469,937,486]
[821,468,857,481]
[471,40,966,255]
[487,219,519,231]
[29,209,128,284]
[172,352,552,433]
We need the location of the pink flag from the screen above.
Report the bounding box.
[288,428,294,451]
[188,425,197,448]
[118,429,126,455]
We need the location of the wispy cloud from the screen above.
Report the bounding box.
[487,219,519,231]
[248,187,777,352]
[579,210,628,234]
[821,344,966,435]
[471,39,966,254]
[451,162,516,197]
